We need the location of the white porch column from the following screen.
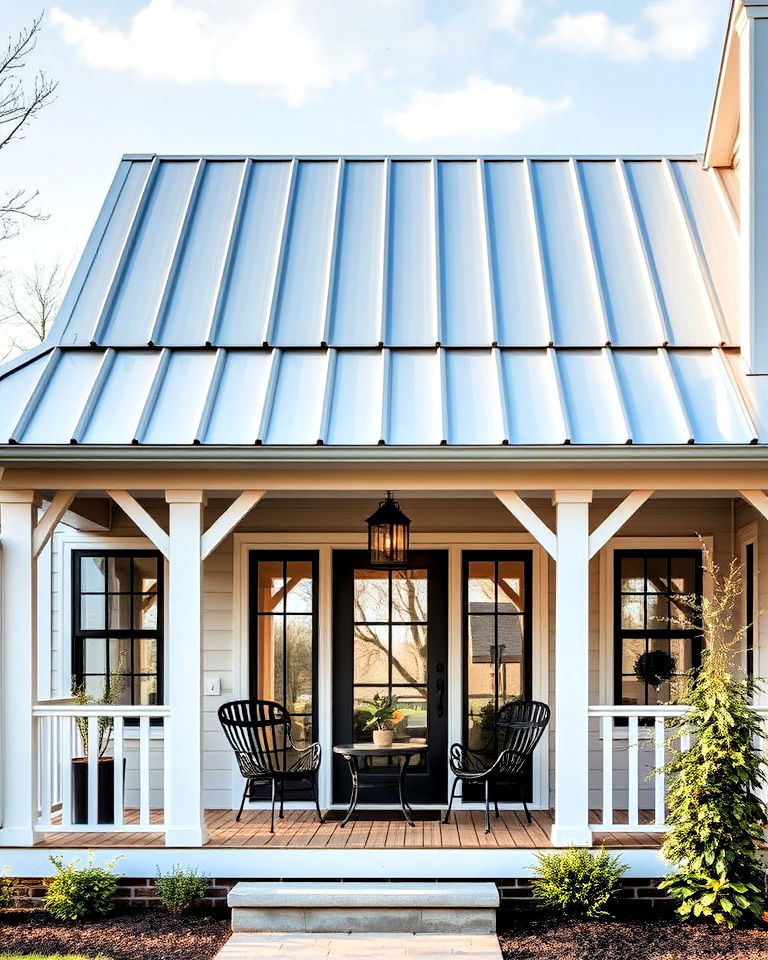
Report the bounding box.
[165,490,208,846]
[0,491,40,845]
[551,490,592,847]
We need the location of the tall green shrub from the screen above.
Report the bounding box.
[660,547,766,928]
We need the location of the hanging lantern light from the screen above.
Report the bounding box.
[366,492,411,567]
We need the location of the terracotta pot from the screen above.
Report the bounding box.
[373,728,394,747]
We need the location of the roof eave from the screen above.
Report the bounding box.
[704,0,741,169]
[0,444,766,470]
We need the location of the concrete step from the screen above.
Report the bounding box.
[227,881,500,935]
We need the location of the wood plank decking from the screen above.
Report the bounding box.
[38,808,666,849]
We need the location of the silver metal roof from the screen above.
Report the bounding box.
[0,154,760,448]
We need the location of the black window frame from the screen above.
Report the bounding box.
[72,549,165,712]
[462,551,533,799]
[248,550,319,748]
[613,548,703,707]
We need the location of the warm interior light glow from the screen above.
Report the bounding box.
[366,492,411,568]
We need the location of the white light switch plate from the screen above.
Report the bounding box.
[204,676,221,696]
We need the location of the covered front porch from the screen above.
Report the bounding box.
[1,461,768,866]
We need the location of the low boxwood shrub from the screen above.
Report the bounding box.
[0,868,12,910]
[44,854,121,921]
[155,865,210,915]
[532,847,627,918]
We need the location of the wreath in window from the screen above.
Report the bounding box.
[634,649,677,689]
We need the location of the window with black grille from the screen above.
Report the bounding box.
[72,550,163,706]
[614,549,702,706]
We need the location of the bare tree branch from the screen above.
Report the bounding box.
[0,13,57,242]
[0,260,64,355]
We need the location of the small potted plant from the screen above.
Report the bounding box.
[362,693,403,747]
[71,674,125,825]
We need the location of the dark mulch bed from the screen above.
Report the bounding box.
[0,909,230,960]
[498,914,768,960]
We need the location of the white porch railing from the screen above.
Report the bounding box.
[32,703,170,833]
[589,704,768,833]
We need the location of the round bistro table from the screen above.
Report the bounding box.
[332,742,429,827]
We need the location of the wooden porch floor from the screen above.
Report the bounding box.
[38,808,665,850]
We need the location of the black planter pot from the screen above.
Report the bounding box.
[72,757,126,825]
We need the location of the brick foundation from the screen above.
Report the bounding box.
[497,877,670,912]
[8,876,670,912]
[8,877,237,910]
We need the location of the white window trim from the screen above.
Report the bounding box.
[597,535,715,722]
[54,532,168,737]
[232,531,550,813]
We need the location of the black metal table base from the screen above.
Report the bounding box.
[339,752,416,827]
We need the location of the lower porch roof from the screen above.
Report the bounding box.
[0,344,765,448]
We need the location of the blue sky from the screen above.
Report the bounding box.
[0,0,728,285]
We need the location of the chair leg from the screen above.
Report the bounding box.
[519,782,532,824]
[279,781,285,819]
[484,779,491,834]
[270,778,277,833]
[443,777,459,825]
[311,776,324,824]
[236,780,249,822]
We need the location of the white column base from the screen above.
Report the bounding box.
[165,826,209,848]
[550,824,593,847]
[0,827,42,847]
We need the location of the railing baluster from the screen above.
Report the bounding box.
[61,717,73,827]
[31,705,169,834]
[39,716,52,827]
[139,716,150,827]
[87,715,99,827]
[113,716,124,828]
[628,716,639,828]
[654,716,665,825]
[601,715,613,827]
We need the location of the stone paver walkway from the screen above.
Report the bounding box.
[215,931,503,959]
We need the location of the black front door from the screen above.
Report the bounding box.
[332,550,448,805]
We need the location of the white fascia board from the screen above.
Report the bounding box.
[704,1,741,169]
[0,845,671,880]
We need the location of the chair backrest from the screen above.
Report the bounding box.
[496,700,550,761]
[218,699,291,776]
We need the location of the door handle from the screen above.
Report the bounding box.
[436,678,445,718]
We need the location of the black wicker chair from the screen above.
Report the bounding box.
[443,700,550,834]
[218,699,323,833]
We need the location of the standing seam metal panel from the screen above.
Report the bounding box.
[326,161,385,345]
[269,161,339,346]
[214,161,292,345]
[155,161,244,345]
[529,160,606,345]
[436,161,494,346]
[100,161,199,345]
[385,161,438,345]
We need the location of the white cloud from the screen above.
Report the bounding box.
[491,0,529,33]
[51,0,371,105]
[51,1,537,105]
[539,0,721,63]
[387,74,571,143]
